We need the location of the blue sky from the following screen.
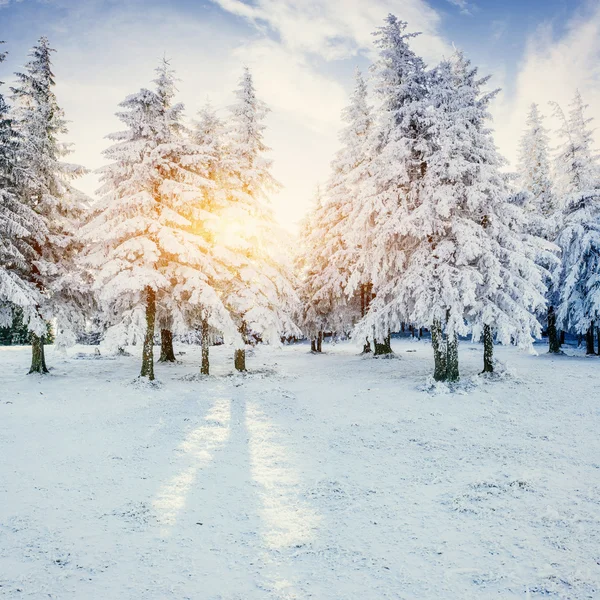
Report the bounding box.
[1,0,599,230]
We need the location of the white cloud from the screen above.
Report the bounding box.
[210,0,450,63]
[445,0,473,16]
[492,3,600,168]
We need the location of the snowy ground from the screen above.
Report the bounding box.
[1,338,599,600]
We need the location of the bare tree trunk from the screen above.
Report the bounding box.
[560,330,565,346]
[29,333,49,374]
[586,322,595,355]
[317,331,323,352]
[310,339,316,352]
[482,324,494,373]
[140,287,156,380]
[362,338,371,354]
[234,349,246,372]
[547,306,560,354]
[201,318,209,375]
[446,331,459,382]
[158,328,176,363]
[431,320,446,381]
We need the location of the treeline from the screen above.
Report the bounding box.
[1,16,599,384]
[295,15,600,382]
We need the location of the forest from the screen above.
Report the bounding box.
[1,16,599,385]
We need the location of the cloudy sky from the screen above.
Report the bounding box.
[1,0,599,231]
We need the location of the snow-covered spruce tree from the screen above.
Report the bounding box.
[296,187,350,352]
[517,103,561,353]
[188,101,245,375]
[222,67,298,371]
[0,42,44,337]
[553,92,600,353]
[324,69,373,349]
[349,15,429,359]
[85,60,237,380]
[10,37,89,373]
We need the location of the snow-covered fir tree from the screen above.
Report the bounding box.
[296,71,373,351]
[221,67,298,370]
[349,15,429,357]
[0,42,44,336]
[419,54,547,380]
[553,92,600,352]
[518,104,556,219]
[517,103,561,353]
[84,60,237,380]
[10,37,90,373]
[296,187,351,351]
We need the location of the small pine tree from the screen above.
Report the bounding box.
[223,68,299,371]
[517,103,561,353]
[553,92,600,347]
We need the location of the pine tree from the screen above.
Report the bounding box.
[10,37,89,373]
[349,15,429,356]
[553,92,600,351]
[517,103,561,353]
[296,188,339,350]
[84,60,237,380]
[0,42,44,334]
[223,67,298,371]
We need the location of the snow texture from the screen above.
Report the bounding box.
[1,338,599,599]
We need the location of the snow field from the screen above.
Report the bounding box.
[1,339,599,599]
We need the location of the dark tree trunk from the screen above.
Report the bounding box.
[586,322,595,355]
[362,339,371,354]
[29,333,49,374]
[234,349,246,372]
[310,339,316,352]
[401,322,405,333]
[418,328,423,339]
[201,318,209,375]
[317,331,323,352]
[560,330,565,346]
[482,324,494,374]
[140,287,156,380]
[374,332,393,356]
[547,306,560,354]
[446,331,459,382]
[158,329,176,363]
[431,320,446,381]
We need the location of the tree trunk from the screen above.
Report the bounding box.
[317,331,323,352]
[586,322,595,355]
[446,331,459,382]
[158,328,176,363]
[560,330,565,346]
[362,339,371,354]
[234,349,246,372]
[482,324,494,374]
[374,332,392,356]
[201,318,209,375]
[29,333,49,374]
[431,320,446,381]
[310,339,316,352]
[547,306,560,354]
[140,287,156,380]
